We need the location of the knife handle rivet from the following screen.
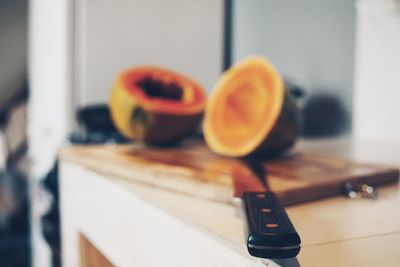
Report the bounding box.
[256,193,266,198]
[265,223,279,228]
[261,208,271,213]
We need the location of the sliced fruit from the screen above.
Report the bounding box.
[204,56,299,157]
[110,66,206,145]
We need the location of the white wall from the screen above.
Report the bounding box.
[353,0,400,141]
[233,0,356,114]
[29,0,74,178]
[29,1,74,266]
[75,0,224,106]
[29,1,224,265]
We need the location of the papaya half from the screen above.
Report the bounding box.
[204,56,300,157]
[109,66,206,145]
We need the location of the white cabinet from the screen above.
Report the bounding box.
[353,0,400,141]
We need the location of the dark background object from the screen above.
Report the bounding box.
[0,78,29,267]
[302,93,350,137]
[223,0,233,70]
[76,104,117,133]
[40,163,60,267]
[286,82,305,99]
[0,170,30,267]
[72,104,128,145]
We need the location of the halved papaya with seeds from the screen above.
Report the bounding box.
[204,56,300,157]
[110,66,206,145]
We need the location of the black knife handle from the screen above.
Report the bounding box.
[242,192,301,259]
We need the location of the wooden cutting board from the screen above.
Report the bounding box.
[61,139,399,206]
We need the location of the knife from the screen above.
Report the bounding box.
[232,159,301,260]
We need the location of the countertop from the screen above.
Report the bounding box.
[60,137,400,266]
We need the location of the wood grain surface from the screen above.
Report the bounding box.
[61,139,399,206]
[80,234,113,267]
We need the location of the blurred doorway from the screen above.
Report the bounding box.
[0,0,30,266]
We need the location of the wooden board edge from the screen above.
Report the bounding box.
[278,169,400,206]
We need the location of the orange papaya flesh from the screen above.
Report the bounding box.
[204,56,300,157]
